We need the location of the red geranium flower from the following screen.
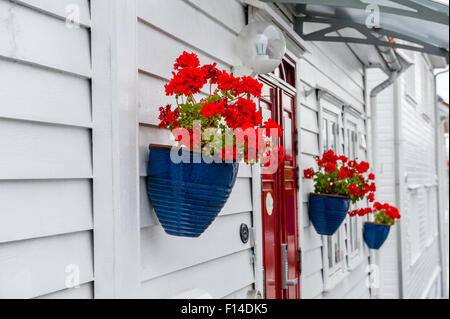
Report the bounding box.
[235,76,263,98]
[263,119,283,138]
[356,161,370,174]
[158,52,284,165]
[165,67,207,96]
[202,101,225,118]
[158,105,179,129]
[348,184,360,197]
[304,168,315,179]
[174,51,200,70]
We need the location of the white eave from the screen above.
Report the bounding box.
[259,0,449,67]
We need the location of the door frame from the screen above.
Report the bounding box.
[258,62,300,299]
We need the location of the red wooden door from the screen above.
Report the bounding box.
[260,69,300,299]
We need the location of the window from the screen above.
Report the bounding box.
[360,133,367,151]
[422,61,434,120]
[272,59,296,88]
[320,102,369,285]
[321,107,346,285]
[343,120,364,267]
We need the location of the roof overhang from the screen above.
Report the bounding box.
[260,0,449,62]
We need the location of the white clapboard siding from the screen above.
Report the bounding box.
[299,58,364,110]
[343,277,371,299]
[13,0,91,27]
[302,179,315,202]
[137,0,241,67]
[300,105,320,134]
[370,54,442,299]
[185,0,245,34]
[0,0,90,77]
[0,0,94,300]
[221,177,253,214]
[301,130,320,156]
[0,179,93,243]
[397,55,440,299]
[139,71,219,127]
[0,231,94,299]
[140,249,254,299]
[302,271,324,299]
[405,241,440,298]
[139,177,159,228]
[138,72,173,127]
[302,47,365,108]
[0,119,92,180]
[223,285,254,299]
[324,261,368,299]
[302,203,311,228]
[141,213,253,281]
[307,39,365,89]
[0,60,91,127]
[301,224,323,251]
[137,21,230,79]
[302,247,323,277]
[299,84,319,111]
[37,282,94,299]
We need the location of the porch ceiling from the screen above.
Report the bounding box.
[260,0,449,61]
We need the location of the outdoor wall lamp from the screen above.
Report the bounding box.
[234,21,286,76]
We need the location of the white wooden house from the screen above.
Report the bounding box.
[367,52,449,299]
[0,0,448,299]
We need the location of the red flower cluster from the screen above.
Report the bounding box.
[348,207,374,217]
[214,72,263,98]
[158,52,283,164]
[173,51,200,70]
[236,76,263,97]
[158,105,179,129]
[223,97,263,130]
[374,202,401,220]
[304,168,315,179]
[165,67,207,96]
[263,145,284,170]
[349,202,401,225]
[264,119,283,138]
[303,149,376,204]
[201,101,225,118]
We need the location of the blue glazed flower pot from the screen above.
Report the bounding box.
[147,145,239,238]
[308,193,350,236]
[363,222,391,250]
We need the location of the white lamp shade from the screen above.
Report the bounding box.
[236,22,287,75]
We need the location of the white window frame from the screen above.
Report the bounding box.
[342,113,366,270]
[421,59,434,121]
[405,51,417,104]
[319,99,347,290]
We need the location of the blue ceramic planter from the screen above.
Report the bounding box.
[309,193,350,236]
[363,222,391,250]
[147,145,239,238]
